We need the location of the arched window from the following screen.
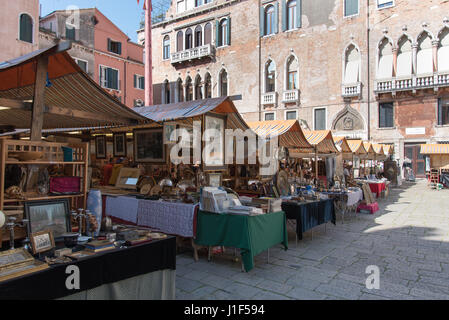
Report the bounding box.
[19,13,33,43]
[286,56,298,90]
[195,76,202,100]
[344,44,360,84]
[287,0,297,30]
[204,23,212,45]
[195,26,202,47]
[219,70,228,96]
[185,28,193,50]
[177,31,183,52]
[377,38,393,79]
[265,5,275,35]
[397,36,412,77]
[185,77,193,101]
[164,80,171,104]
[438,28,449,72]
[177,79,184,102]
[163,35,170,60]
[218,19,228,47]
[205,73,212,98]
[265,60,276,93]
[416,32,433,74]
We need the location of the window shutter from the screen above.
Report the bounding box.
[438,98,443,126]
[118,42,122,55]
[140,77,145,89]
[274,2,279,34]
[134,75,137,88]
[281,0,287,32]
[226,17,231,45]
[260,6,265,36]
[107,38,111,52]
[387,104,393,127]
[297,0,302,28]
[215,20,220,47]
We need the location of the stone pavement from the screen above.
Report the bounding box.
[176,180,449,300]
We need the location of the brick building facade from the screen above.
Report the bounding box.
[39,8,145,109]
[139,0,449,176]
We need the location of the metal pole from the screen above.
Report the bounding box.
[144,0,153,106]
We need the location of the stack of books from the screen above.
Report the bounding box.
[251,197,282,213]
[84,240,115,253]
[227,205,264,216]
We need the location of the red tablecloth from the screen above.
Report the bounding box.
[368,182,386,198]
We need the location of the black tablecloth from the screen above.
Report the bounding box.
[281,199,336,240]
[0,236,176,300]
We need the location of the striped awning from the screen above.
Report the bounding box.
[0,43,149,129]
[372,144,384,155]
[347,140,367,154]
[333,136,352,153]
[382,144,394,155]
[303,130,339,154]
[247,120,312,149]
[363,142,375,154]
[420,144,449,154]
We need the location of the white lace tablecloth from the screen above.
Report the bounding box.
[137,200,197,237]
[346,189,363,207]
[105,196,139,224]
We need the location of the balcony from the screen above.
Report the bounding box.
[282,89,300,103]
[171,44,214,64]
[342,82,362,98]
[374,72,449,94]
[261,92,277,107]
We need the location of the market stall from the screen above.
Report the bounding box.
[0,45,178,299]
[420,144,449,188]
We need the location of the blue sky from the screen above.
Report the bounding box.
[39,0,144,42]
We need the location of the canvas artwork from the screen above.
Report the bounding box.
[95,135,107,159]
[134,128,166,162]
[25,200,70,239]
[113,133,127,157]
[204,115,225,169]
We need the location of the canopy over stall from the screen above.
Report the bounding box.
[134,97,248,131]
[333,136,352,157]
[0,43,149,139]
[420,144,449,170]
[362,142,376,160]
[247,120,312,150]
[382,144,394,157]
[372,144,386,160]
[347,139,368,156]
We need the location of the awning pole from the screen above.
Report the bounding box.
[30,55,48,141]
[315,146,318,182]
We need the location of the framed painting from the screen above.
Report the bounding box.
[163,122,177,145]
[95,135,107,159]
[24,199,71,241]
[203,113,226,170]
[133,128,166,163]
[113,133,127,157]
[30,230,55,255]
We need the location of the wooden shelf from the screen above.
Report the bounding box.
[4,194,84,203]
[5,161,85,165]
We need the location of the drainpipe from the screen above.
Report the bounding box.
[366,0,371,141]
[145,0,153,106]
[258,0,262,121]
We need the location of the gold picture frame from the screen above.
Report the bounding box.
[30,230,55,255]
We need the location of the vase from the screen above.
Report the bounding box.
[86,189,102,237]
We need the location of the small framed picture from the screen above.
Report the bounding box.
[207,172,222,187]
[95,135,107,159]
[163,122,177,144]
[30,230,55,255]
[113,133,127,157]
[133,128,166,163]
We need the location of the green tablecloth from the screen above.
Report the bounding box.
[195,210,288,272]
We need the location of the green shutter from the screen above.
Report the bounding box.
[345,0,358,16]
[282,0,287,31]
[107,38,111,52]
[438,98,443,125]
[274,2,279,34]
[226,17,231,46]
[297,0,302,28]
[140,77,145,89]
[260,6,265,36]
[20,14,32,43]
[134,75,137,88]
[215,20,220,47]
[118,42,122,55]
